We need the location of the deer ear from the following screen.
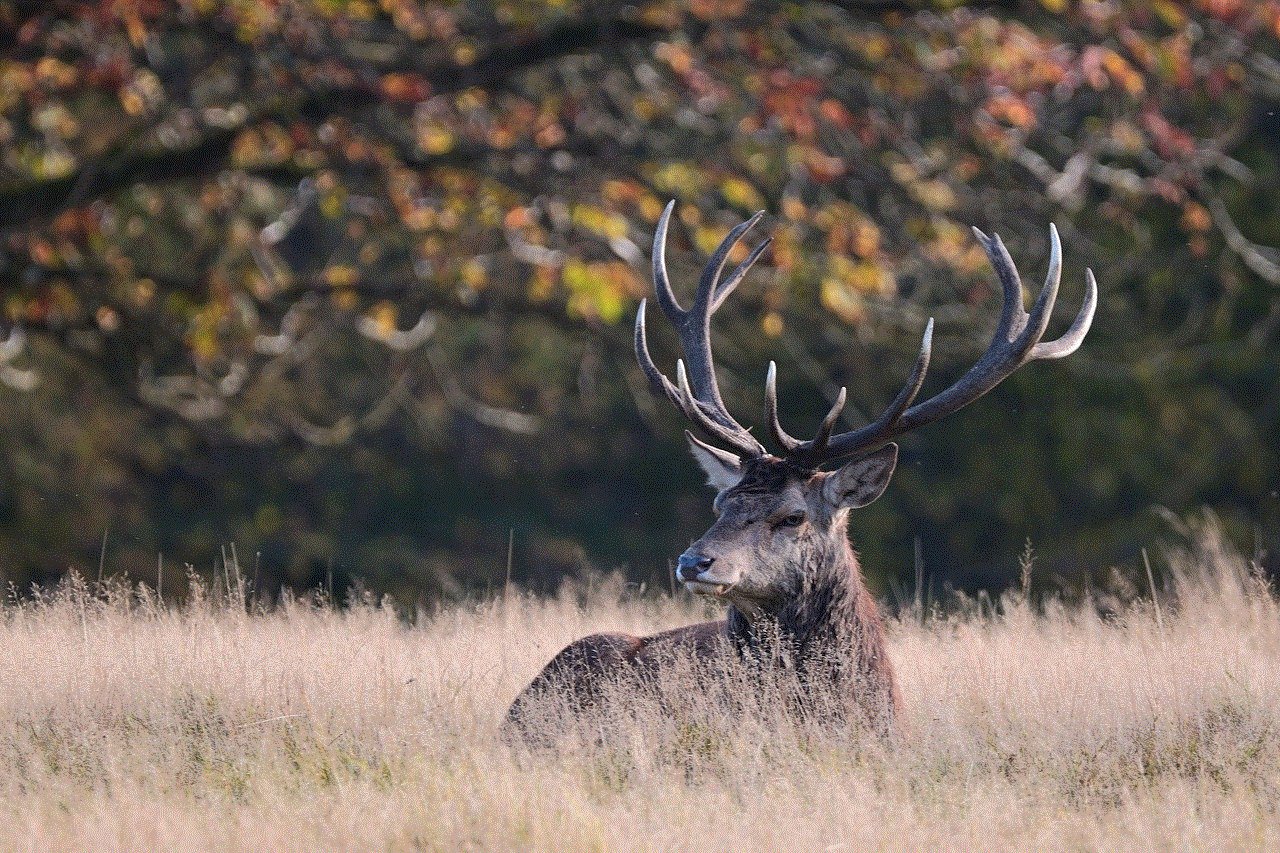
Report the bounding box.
[685,431,744,492]
[823,444,898,509]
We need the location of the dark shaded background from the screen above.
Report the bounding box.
[1,0,1278,607]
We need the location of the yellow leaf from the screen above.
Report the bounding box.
[331,287,358,311]
[911,179,957,212]
[650,162,707,196]
[571,204,628,240]
[417,125,454,156]
[368,302,397,338]
[721,177,765,211]
[859,33,889,64]
[821,278,865,326]
[461,258,488,290]
[1151,0,1188,28]
[638,193,664,223]
[563,260,627,324]
[781,196,807,223]
[319,189,346,220]
[323,265,358,288]
[761,312,783,337]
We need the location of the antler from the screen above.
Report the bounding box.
[635,203,1097,470]
[634,201,772,458]
[771,223,1097,467]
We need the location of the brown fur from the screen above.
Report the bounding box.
[725,534,899,735]
[502,620,730,743]
[504,455,900,742]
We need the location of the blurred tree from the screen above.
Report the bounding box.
[0,0,1277,604]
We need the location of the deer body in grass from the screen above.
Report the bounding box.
[505,202,1096,738]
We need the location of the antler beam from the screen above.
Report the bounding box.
[772,223,1096,466]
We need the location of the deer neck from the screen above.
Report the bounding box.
[725,533,871,667]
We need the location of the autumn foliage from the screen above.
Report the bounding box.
[0,0,1277,601]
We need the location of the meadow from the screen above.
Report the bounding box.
[2,519,1278,852]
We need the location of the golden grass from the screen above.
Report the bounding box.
[2,523,1279,852]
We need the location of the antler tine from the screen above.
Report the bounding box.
[810,386,847,452]
[1005,223,1061,355]
[685,428,744,470]
[980,224,1096,361]
[636,202,768,458]
[765,361,804,454]
[1031,268,1097,359]
[683,211,765,416]
[695,211,765,312]
[776,319,932,465]
[875,317,934,427]
[649,200,743,417]
[712,236,772,313]
[804,225,1093,465]
[976,227,1027,342]
[650,200,765,321]
[651,201,684,319]
[634,298,681,408]
[638,309,755,431]
[676,360,765,455]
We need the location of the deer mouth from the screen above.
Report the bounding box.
[683,579,730,596]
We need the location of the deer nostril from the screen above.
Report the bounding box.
[677,553,715,580]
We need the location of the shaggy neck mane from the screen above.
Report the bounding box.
[725,534,890,691]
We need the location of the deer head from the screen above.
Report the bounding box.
[634,201,1096,619]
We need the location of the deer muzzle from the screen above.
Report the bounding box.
[677,551,731,595]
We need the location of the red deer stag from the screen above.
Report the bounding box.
[505,201,1096,739]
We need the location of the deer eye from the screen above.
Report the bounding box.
[776,511,806,529]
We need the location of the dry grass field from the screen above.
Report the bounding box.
[3,520,1279,852]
